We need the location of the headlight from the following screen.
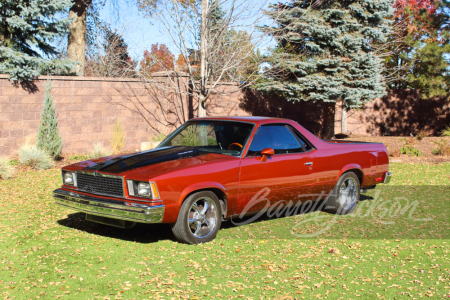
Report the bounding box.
[126,180,159,199]
[62,171,77,186]
[138,182,150,197]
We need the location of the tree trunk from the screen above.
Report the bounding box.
[0,28,11,48]
[198,94,207,118]
[188,80,194,119]
[67,0,90,76]
[322,101,336,139]
[341,101,347,133]
[198,0,208,117]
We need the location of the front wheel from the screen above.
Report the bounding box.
[171,191,222,244]
[324,172,360,215]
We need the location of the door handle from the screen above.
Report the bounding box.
[305,162,313,166]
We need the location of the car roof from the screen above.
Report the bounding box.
[190,116,291,125]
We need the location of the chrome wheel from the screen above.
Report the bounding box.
[338,178,357,210]
[188,197,218,239]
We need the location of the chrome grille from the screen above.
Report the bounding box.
[76,172,124,198]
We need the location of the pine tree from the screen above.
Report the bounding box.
[37,80,63,159]
[0,0,74,82]
[258,0,393,137]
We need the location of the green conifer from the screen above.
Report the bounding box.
[258,0,394,137]
[0,0,74,82]
[36,80,63,159]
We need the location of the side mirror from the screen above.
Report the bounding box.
[260,148,274,162]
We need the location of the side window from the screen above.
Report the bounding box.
[247,125,305,156]
[288,126,314,151]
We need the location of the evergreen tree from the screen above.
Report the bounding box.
[258,0,393,137]
[405,1,450,99]
[0,0,74,82]
[382,0,450,98]
[37,80,63,159]
[105,28,131,62]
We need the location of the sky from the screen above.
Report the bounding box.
[98,1,175,61]
[97,0,279,62]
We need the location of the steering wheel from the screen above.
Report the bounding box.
[228,142,243,150]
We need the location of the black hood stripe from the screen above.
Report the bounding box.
[84,146,202,174]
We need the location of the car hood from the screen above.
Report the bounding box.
[71,146,239,178]
[81,146,203,173]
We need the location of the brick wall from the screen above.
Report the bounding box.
[1,74,448,156]
[0,75,249,156]
[334,90,450,136]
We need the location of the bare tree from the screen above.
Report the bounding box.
[136,0,291,117]
[85,25,137,78]
[372,1,414,88]
[108,74,192,136]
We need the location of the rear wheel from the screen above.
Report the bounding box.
[171,191,222,244]
[324,172,360,215]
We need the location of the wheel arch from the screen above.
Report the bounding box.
[179,182,228,217]
[339,164,364,186]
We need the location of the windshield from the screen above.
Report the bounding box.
[159,120,254,156]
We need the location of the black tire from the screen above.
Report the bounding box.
[323,172,360,215]
[171,191,222,244]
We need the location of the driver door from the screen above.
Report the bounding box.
[236,124,315,214]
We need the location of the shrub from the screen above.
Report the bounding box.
[442,126,450,137]
[399,137,422,156]
[415,130,428,141]
[110,119,125,154]
[387,146,401,157]
[19,144,53,170]
[152,132,166,142]
[400,145,422,157]
[0,157,16,180]
[69,154,90,161]
[22,133,37,147]
[90,143,110,159]
[9,159,19,166]
[36,80,63,159]
[432,140,450,156]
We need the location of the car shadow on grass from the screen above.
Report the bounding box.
[57,213,177,243]
[57,194,374,243]
[221,194,374,230]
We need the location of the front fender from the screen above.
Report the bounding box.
[178,181,228,205]
[162,182,228,223]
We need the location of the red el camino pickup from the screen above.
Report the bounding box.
[54,117,391,244]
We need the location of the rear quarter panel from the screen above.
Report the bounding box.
[312,143,389,193]
[290,122,389,192]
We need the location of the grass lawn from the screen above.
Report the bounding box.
[1,163,449,299]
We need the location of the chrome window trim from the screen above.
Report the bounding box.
[286,124,317,152]
[76,170,126,198]
[158,119,256,158]
[244,123,312,158]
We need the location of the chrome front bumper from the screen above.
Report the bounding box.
[383,172,392,184]
[53,189,164,223]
